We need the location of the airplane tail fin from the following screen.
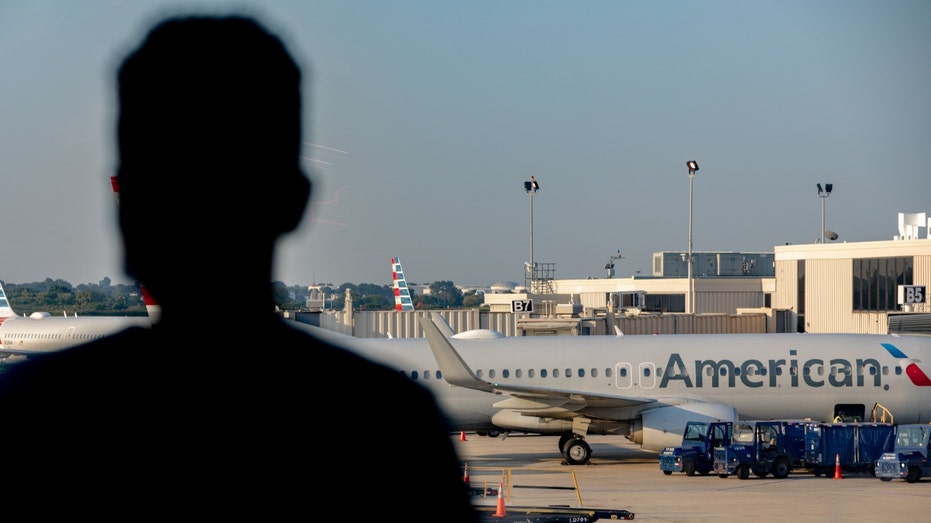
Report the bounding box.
[112,175,160,324]
[141,286,161,323]
[0,281,16,321]
[391,257,414,311]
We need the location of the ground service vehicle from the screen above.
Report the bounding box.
[803,422,894,476]
[875,423,931,483]
[713,420,813,479]
[660,420,732,476]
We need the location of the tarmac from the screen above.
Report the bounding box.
[454,432,929,522]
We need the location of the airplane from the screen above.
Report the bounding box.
[391,257,414,311]
[318,312,931,465]
[0,282,154,358]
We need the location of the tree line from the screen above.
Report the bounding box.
[1,278,483,317]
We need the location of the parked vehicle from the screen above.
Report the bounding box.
[713,420,815,479]
[660,420,733,476]
[803,422,894,476]
[875,423,931,483]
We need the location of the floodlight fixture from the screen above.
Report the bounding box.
[524,175,540,193]
[686,160,699,174]
[817,182,834,243]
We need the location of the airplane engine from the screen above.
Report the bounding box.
[628,402,737,452]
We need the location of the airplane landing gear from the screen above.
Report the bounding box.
[559,434,592,465]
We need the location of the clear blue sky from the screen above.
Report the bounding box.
[1,1,929,289]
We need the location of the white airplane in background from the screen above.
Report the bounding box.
[0,282,155,358]
[322,312,931,465]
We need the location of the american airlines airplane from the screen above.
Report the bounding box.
[3,255,930,466]
[0,283,154,358]
[322,312,931,465]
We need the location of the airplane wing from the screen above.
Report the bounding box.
[420,313,657,410]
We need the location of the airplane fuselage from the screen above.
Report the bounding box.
[0,314,151,356]
[334,331,931,453]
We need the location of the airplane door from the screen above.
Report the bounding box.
[66,327,76,341]
[616,363,632,389]
[639,362,656,389]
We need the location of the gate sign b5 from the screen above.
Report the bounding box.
[898,285,926,305]
[511,299,534,313]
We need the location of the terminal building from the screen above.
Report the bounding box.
[313,212,931,337]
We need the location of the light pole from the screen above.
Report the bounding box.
[524,176,540,290]
[686,161,699,314]
[817,183,833,243]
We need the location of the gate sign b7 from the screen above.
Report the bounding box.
[511,299,533,313]
[898,285,926,304]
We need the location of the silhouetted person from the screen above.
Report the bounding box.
[0,15,477,520]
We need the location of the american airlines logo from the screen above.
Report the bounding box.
[881,343,931,386]
[658,344,931,389]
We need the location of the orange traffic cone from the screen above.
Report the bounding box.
[833,453,843,479]
[460,431,467,441]
[463,462,470,489]
[493,482,506,517]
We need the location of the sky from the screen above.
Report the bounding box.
[1,1,929,289]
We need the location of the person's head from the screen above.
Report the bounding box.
[115,15,310,300]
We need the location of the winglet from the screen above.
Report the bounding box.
[420,313,494,392]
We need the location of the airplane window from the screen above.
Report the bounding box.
[515,369,522,378]
[619,368,627,378]
[591,368,598,378]
[606,368,612,378]
[578,369,585,378]
[790,366,797,376]
[437,370,443,379]
[733,367,740,376]
[565,368,572,378]
[718,368,726,376]
[488,369,496,379]
[760,368,767,376]
[706,368,713,377]
[895,367,902,375]
[868,366,877,376]
[411,371,419,380]
[424,371,431,379]
[502,369,510,378]
[775,367,782,376]
[552,368,559,378]
[882,366,888,376]
[541,369,548,378]
[476,370,483,379]
[528,369,535,378]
